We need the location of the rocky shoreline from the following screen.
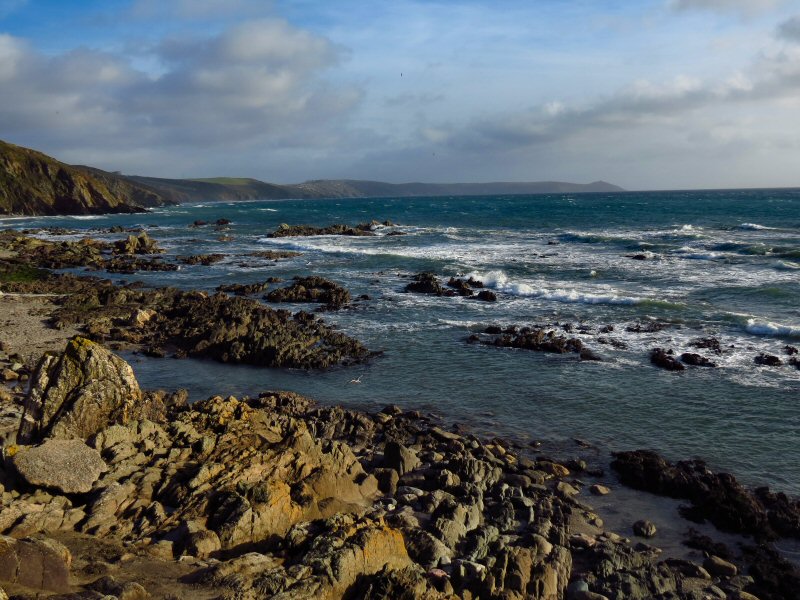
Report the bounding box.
[0,337,794,599]
[0,226,799,599]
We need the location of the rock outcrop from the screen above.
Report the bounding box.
[612,449,800,540]
[268,222,383,238]
[17,337,162,444]
[0,139,168,216]
[265,276,352,309]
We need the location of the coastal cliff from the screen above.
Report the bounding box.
[0,140,170,216]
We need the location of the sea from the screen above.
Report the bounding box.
[5,188,800,495]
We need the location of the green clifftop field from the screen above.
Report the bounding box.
[0,140,171,216]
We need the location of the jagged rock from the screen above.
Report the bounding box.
[383,441,420,476]
[113,232,162,255]
[200,514,410,599]
[650,348,685,371]
[680,352,716,367]
[349,563,451,599]
[475,290,497,302]
[754,354,782,367]
[268,222,377,238]
[405,273,452,296]
[612,450,800,539]
[178,520,222,559]
[265,276,351,309]
[478,544,572,600]
[12,439,107,494]
[51,287,371,370]
[480,327,583,355]
[17,337,164,444]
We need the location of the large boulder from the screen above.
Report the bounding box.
[0,535,72,592]
[17,337,163,444]
[12,439,107,494]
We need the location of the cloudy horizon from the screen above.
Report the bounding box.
[1,0,799,190]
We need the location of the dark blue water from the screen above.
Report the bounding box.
[4,189,800,493]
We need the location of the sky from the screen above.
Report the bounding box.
[1,0,799,189]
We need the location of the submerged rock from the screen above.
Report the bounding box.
[217,281,272,296]
[180,253,225,266]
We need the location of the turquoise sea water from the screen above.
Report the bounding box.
[5,189,800,493]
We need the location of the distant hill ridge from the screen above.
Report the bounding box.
[289,179,624,198]
[0,139,624,216]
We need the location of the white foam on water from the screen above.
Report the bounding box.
[465,270,645,305]
[775,261,800,271]
[436,319,483,328]
[673,247,725,260]
[739,223,775,231]
[745,319,800,338]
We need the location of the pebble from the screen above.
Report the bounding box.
[556,481,579,497]
[590,484,611,496]
[703,555,738,578]
[569,533,596,549]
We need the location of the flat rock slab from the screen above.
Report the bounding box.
[0,535,72,592]
[13,439,107,494]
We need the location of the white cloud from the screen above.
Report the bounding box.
[0,20,361,168]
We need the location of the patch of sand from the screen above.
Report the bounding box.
[0,294,80,366]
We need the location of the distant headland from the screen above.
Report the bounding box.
[0,139,624,216]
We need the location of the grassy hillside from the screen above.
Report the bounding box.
[0,140,171,216]
[127,175,310,203]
